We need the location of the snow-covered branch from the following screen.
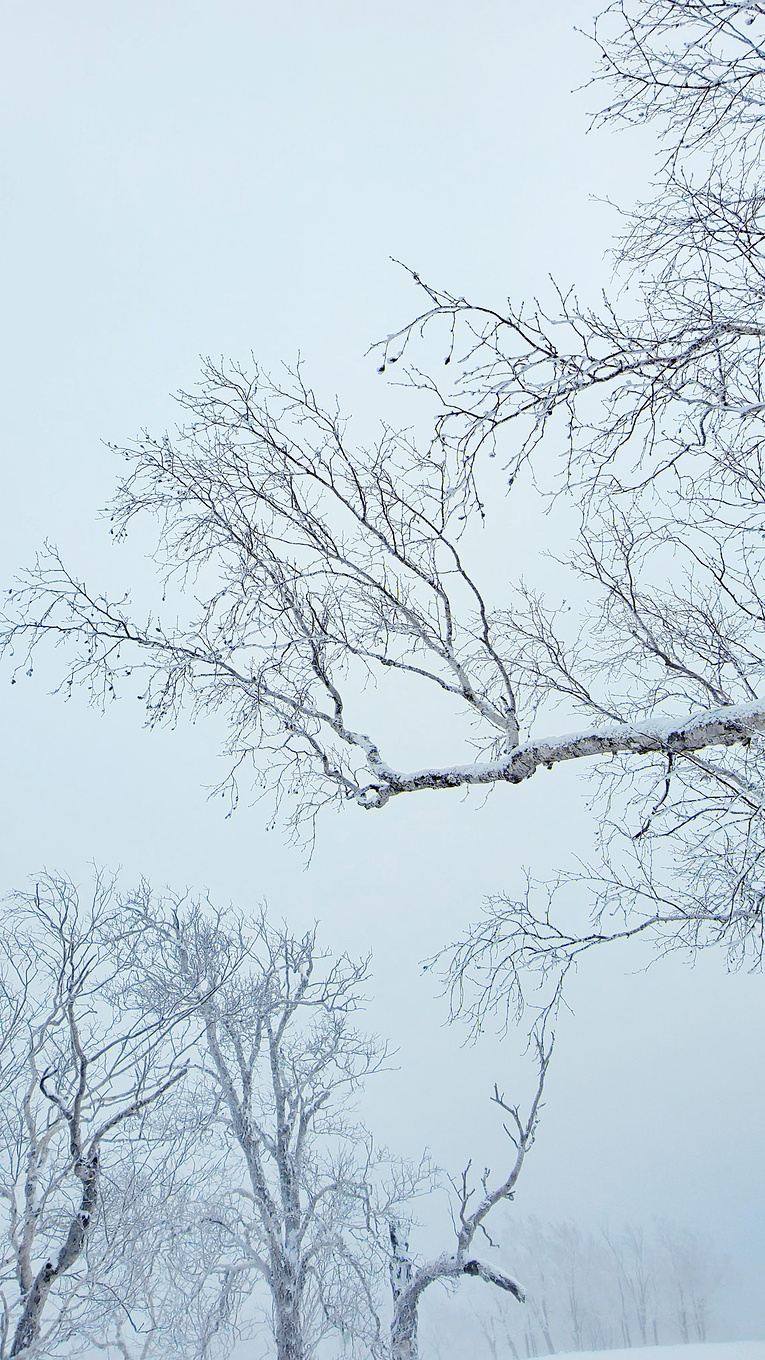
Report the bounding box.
[388,1044,550,1360]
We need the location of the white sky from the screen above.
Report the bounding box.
[1,0,763,1348]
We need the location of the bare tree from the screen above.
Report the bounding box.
[387,1043,550,1360]
[659,1222,729,1345]
[379,1,765,986]
[603,1225,656,1349]
[0,874,192,1360]
[3,352,762,844]
[440,833,765,1036]
[74,1117,246,1360]
[475,1216,731,1359]
[3,5,764,973]
[117,892,417,1360]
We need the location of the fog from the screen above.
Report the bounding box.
[1,0,763,1352]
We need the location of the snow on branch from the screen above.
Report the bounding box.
[2,360,764,843]
[387,1042,550,1360]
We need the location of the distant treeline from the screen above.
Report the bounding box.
[472,1218,728,1359]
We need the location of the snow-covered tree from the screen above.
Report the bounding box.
[468,1216,730,1358]
[0,874,193,1360]
[4,4,764,969]
[117,893,419,1360]
[74,1116,244,1360]
[387,1044,550,1360]
[414,0,765,1013]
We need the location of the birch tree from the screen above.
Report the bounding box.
[4,355,763,837]
[0,874,192,1360]
[387,1043,550,1360]
[118,892,413,1360]
[4,1,765,963]
[401,1,761,1009]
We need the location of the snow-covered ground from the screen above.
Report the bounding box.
[551,1346,765,1360]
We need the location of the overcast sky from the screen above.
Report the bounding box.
[1,1,764,1351]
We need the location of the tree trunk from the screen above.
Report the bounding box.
[390,1298,419,1360]
[389,1223,418,1360]
[11,1153,99,1358]
[275,1308,305,1360]
[273,1267,305,1360]
[11,1261,57,1358]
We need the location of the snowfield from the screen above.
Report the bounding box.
[551,1345,765,1360]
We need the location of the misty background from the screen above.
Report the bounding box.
[0,1,763,1352]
